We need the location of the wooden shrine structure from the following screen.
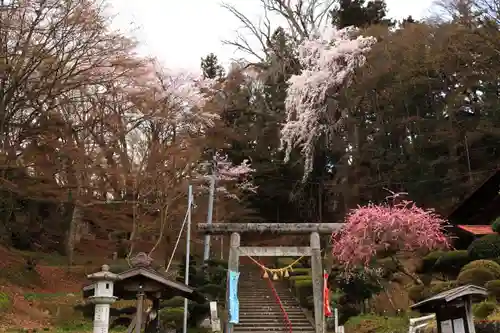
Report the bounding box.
[411,285,487,333]
[83,252,206,333]
[197,222,343,333]
[446,169,500,248]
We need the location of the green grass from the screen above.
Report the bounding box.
[0,265,42,287]
[345,314,409,333]
[24,292,81,301]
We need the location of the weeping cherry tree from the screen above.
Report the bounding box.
[280,26,376,178]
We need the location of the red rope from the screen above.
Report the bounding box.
[264,274,293,333]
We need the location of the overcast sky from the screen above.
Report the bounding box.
[107,0,435,74]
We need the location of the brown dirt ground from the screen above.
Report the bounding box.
[0,246,92,331]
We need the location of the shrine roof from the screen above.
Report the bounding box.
[82,253,206,303]
[447,169,500,225]
[456,225,495,235]
[411,285,487,312]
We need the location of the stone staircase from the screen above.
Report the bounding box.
[234,266,315,333]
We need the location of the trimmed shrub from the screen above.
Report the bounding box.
[430,281,457,294]
[289,274,311,288]
[344,314,409,333]
[417,251,446,273]
[468,234,500,260]
[492,217,500,233]
[419,251,445,273]
[462,260,500,279]
[473,300,497,319]
[408,281,457,303]
[159,307,185,329]
[434,250,471,275]
[408,285,428,303]
[0,292,10,314]
[289,268,311,276]
[294,279,313,307]
[161,296,185,308]
[377,258,399,278]
[205,259,228,269]
[276,257,303,268]
[196,284,225,300]
[457,267,496,287]
[486,280,500,299]
[289,275,311,281]
[475,320,500,333]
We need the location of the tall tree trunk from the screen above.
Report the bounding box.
[65,204,82,267]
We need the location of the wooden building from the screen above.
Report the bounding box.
[446,169,500,247]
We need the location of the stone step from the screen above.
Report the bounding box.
[236,326,312,330]
[240,306,301,309]
[240,307,303,311]
[239,296,296,298]
[237,321,312,325]
[240,310,305,319]
[234,331,314,333]
[240,303,302,311]
[239,318,310,323]
[235,331,314,333]
[240,311,306,315]
[240,299,299,306]
[239,299,299,303]
[234,327,315,333]
[234,325,314,332]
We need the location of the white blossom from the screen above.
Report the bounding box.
[280,26,377,177]
[193,153,257,200]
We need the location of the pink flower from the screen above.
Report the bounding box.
[332,199,449,271]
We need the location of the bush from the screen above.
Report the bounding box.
[159,307,185,329]
[475,320,500,333]
[344,314,409,333]
[377,258,399,278]
[205,259,228,269]
[276,257,303,268]
[457,267,496,287]
[430,281,457,295]
[0,292,10,314]
[289,274,311,288]
[492,217,500,233]
[160,296,185,308]
[294,279,313,307]
[486,280,500,299]
[468,234,500,260]
[419,251,445,273]
[289,268,311,276]
[434,251,471,275]
[408,281,457,303]
[473,301,497,319]
[408,285,428,303]
[462,260,500,279]
[196,284,225,300]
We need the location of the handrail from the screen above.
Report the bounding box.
[264,270,293,333]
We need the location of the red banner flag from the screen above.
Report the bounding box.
[324,272,332,317]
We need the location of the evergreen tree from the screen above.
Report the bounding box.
[201,53,225,80]
[330,0,394,28]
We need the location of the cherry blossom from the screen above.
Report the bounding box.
[194,153,257,200]
[280,26,377,177]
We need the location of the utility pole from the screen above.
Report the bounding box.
[203,158,216,263]
[182,185,193,333]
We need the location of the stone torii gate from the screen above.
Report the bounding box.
[197,222,343,333]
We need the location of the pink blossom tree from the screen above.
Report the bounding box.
[281,26,377,177]
[194,152,257,200]
[331,196,449,284]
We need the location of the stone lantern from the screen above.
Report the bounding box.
[87,264,121,333]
